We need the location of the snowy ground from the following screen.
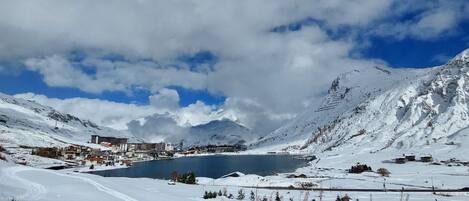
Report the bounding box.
[1,156,469,201]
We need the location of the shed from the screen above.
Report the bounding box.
[220,171,245,178]
[421,156,433,162]
[395,158,406,164]
[405,155,416,161]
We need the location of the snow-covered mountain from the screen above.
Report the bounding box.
[128,114,252,148]
[0,92,135,149]
[253,48,469,154]
[184,119,251,147]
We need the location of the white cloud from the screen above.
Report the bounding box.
[15,92,157,130]
[370,0,468,40]
[2,0,468,138]
[14,92,242,131]
[149,88,180,110]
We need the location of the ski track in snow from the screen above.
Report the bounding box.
[59,173,139,201]
[3,166,138,201]
[2,166,47,200]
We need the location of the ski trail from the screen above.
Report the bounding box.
[46,170,139,201]
[2,166,47,200]
[2,166,138,201]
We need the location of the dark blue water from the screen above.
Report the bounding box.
[90,155,308,179]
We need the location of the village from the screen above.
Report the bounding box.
[30,134,247,170]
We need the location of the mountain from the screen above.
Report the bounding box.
[0,93,136,165]
[252,48,469,155]
[128,114,252,148]
[184,119,251,147]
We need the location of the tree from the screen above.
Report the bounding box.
[171,171,178,182]
[275,191,281,201]
[89,164,94,169]
[203,191,209,199]
[377,168,391,177]
[237,189,245,200]
[178,172,197,184]
[186,172,196,184]
[250,191,255,201]
[218,190,223,196]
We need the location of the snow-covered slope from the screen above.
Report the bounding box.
[184,119,251,146]
[253,48,469,155]
[0,92,135,149]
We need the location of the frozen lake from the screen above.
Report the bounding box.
[90,154,308,179]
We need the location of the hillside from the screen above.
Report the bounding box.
[0,93,135,166]
[252,48,469,157]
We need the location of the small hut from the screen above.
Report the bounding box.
[421,156,433,162]
[395,158,406,164]
[405,155,416,161]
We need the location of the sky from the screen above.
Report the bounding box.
[0,0,468,138]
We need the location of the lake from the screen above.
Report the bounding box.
[90,155,309,179]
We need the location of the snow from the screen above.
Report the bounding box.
[1,160,468,201]
[252,48,469,157]
[0,92,137,167]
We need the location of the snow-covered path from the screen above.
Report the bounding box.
[0,162,207,201]
[2,166,47,200]
[1,161,469,201]
[0,165,140,201]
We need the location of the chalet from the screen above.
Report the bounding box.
[85,156,104,166]
[62,145,80,160]
[165,143,175,152]
[32,147,60,159]
[405,155,416,161]
[91,135,128,153]
[395,158,406,164]
[421,156,433,162]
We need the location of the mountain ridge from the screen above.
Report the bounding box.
[252,48,469,155]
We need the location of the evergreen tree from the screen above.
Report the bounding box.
[203,191,209,199]
[218,190,223,196]
[237,189,245,200]
[275,191,281,201]
[250,190,255,201]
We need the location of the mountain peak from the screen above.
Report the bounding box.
[448,48,469,64]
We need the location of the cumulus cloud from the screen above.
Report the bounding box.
[149,88,180,110]
[14,92,242,131]
[3,0,468,138]
[15,92,157,130]
[127,113,189,143]
[370,0,469,40]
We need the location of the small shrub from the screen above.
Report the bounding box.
[178,172,196,184]
[348,163,372,174]
[250,191,255,201]
[335,194,351,201]
[237,189,245,200]
[203,191,219,199]
[377,168,391,177]
[275,191,281,201]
